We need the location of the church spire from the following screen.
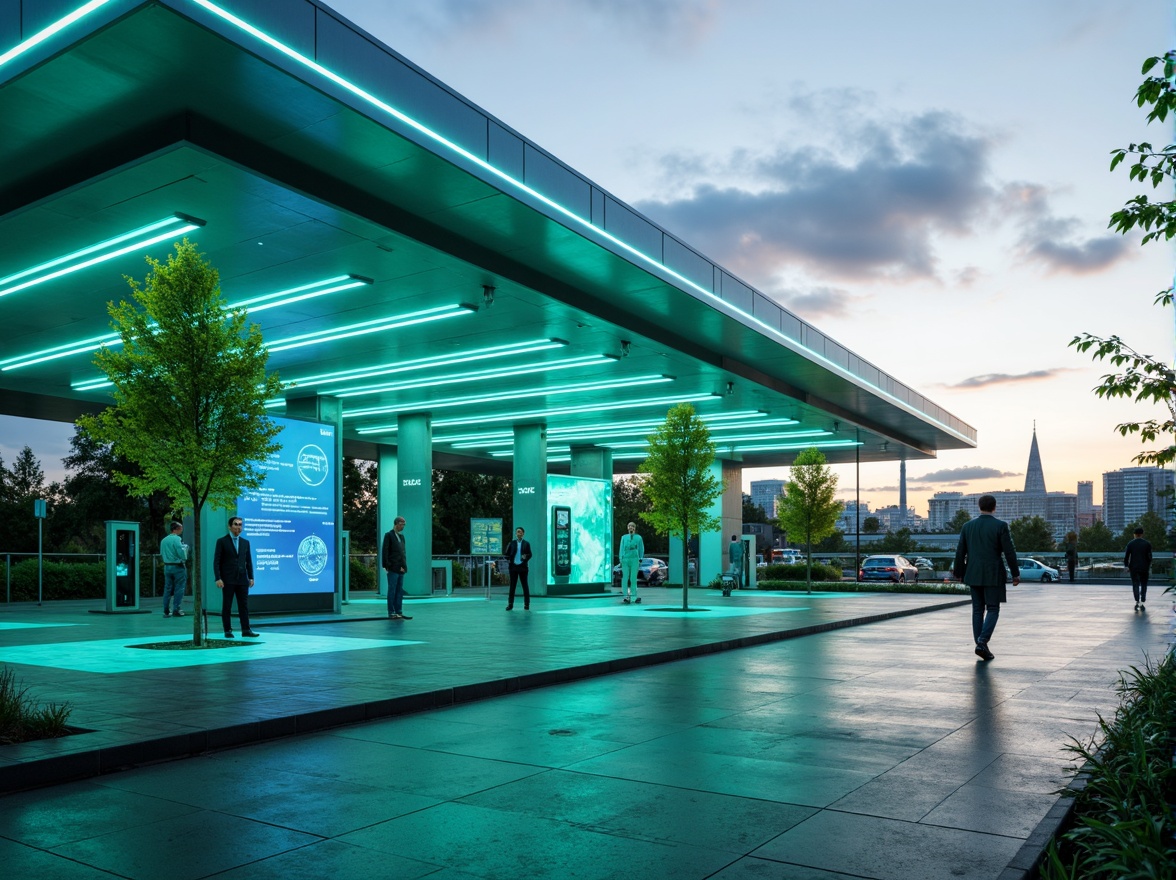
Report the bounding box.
[1024,426,1046,495]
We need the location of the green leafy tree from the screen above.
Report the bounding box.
[78,240,283,646]
[638,403,723,609]
[342,458,379,553]
[742,499,768,523]
[612,475,664,555]
[776,447,843,592]
[1071,52,1175,467]
[1078,520,1118,553]
[862,516,880,534]
[877,527,918,554]
[1117,509,1170,551]
[815,528,848,553]
[431,470,512,554]
[947,508,972,533]
[0,447,51,552]
[1009,515,1055,553]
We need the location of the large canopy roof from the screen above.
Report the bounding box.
[0,0,976,473]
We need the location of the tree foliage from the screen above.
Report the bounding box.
[1071,52,1176,467]
[775,448,843,592]
[1078,520,1118,553]
[1009,515,1056,553]
[613,475,664,555]
[876,527,918,554]
[947,508,972,533]
[638,403,723,609]
[77,240,283,645]
[431,469,512,554]
[342,458,379,553]
[1117,509,1171,552]
[861,516,880,534]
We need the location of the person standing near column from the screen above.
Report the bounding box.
[1123,526,1153,611]
[504,527,532,611]
[382,516,412,620]
[953,495,1019,661]
[159,520,188,618]
[618,521,644,604]
[728,534,745,589]
[213,516,257,638]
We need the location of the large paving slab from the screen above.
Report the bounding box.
[0,583,1170,879]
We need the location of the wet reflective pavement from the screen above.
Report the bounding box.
[0,583,1168,878]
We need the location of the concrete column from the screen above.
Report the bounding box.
[375,445,398,598]
[721,460,744,553]
[285,395,343,612]
[570,446,612,480]
[397,413,433,597]
[696,459,726,586]
[512,424,548,595]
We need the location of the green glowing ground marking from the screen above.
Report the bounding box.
[0,631,420,674]
[348,597,484,605]
[0,621,84,630]
[544,605,810,618]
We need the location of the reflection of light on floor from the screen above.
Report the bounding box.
[347,597,484,605]
[0,621,84,630]
[545,606,810,618]
[0,632,420,674]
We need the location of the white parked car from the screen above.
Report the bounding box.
[1017,558,1059,582]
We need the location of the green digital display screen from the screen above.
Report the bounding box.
[546,474,613,584]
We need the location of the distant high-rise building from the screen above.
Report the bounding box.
[749,479,785,519]
[925,428,1078,540]
[898,460,908,528]
[1102,466,1175,532]
[1076,481,1095,529]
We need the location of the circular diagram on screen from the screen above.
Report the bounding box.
[297,534,329,577]
[296,444,329,486]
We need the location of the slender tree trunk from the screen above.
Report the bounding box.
[805,531,812,594]
[191,500,203,646]
[681,524,690,611]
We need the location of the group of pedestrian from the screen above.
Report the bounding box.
[952,495,1155,662]
[163,501,1157,653]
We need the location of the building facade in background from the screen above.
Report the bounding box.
[1102,466,1175,532]
[750,479,786,519]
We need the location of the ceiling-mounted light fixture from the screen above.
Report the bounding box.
[267,303,475,353]
[228,274,372,313]
[483,285,495,308]
[620,340,631,358]
[0,213,205,301]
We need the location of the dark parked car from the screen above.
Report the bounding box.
[859,555,919,583]
[612,557,669,587]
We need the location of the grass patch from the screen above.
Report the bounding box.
[755,580,969,595]
[0,665,73,744]
[129,639,259,650]
[1040,652,1176,879]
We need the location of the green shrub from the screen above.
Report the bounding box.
[1041,653,1176,879]
[4,559,105,601]
[759,562,842,582]
[348,556,377,592]
[452,560,469,588]
[757,580,968,595]
[0,665,73,743]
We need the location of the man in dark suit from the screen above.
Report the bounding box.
[503,526,532,611]
[953,495,1019,661]
[1123,526,1153,611]
[381,516,411,620]
[213,516,257,638]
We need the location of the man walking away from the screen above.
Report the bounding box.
[953,494,1019,661]
[1123,526,1153,611]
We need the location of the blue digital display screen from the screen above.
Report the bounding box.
[546,474,613,584]
[237,415,337,595]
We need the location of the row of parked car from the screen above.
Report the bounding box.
[859,555,1061,583]
[612,554,1063,587]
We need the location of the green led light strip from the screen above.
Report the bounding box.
[0,214,202,302]
[287,339,567,388]
[430,393,720,429]
[55,273,374,380]
[344,374,672,418]
[185,0,971,445]
[331,355,615,399]
[0,0,113,67]
[267,304,473,352]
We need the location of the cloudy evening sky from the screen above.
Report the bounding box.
[2,0,1172,519]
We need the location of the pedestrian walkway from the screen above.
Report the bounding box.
[0,583,1169,878]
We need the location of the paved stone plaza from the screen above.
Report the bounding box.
[0,583,1169,879]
